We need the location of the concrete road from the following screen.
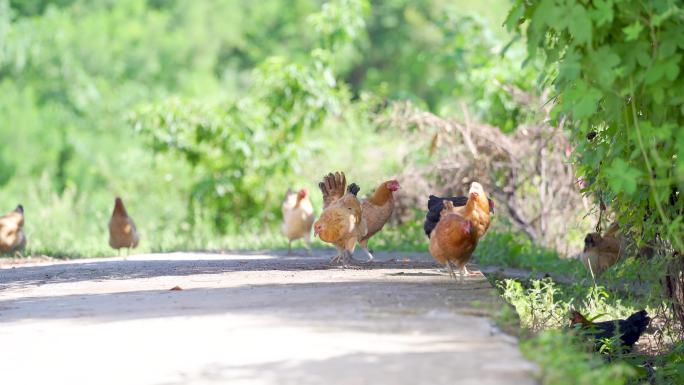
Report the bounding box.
[0,250,537,385]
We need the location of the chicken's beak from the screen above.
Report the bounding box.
[313,223,322,237]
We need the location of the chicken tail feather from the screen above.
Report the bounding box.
[427,195,442,210]
[319,172,347,208]
[347,183,360,196]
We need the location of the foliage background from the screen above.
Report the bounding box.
[2,1,683,383]
[0,0,533,256]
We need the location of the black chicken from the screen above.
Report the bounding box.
[569,309,650,352]
[423,195,494,238]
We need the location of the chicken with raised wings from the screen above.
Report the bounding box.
[313,172,367,266]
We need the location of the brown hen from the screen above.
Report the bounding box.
[108,197,139,254]
[359,179,400,261]
[580,221,621,276]
[0,205,26,255]
[428,197,479,281]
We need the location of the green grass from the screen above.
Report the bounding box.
[484,233,683,385]
[521,330,637,385]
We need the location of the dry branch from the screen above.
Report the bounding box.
[378,90,590,254]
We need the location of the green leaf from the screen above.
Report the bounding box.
[532,0,563,31]
[653,86,665,104]
[644,63,665,85]
[665,55,681,81]
[636,50,651,67]
[568,4,592,45]
[504,2,525,31]
[591,46,620,89]
[591,0,614,27]
[564,80,602,119]
[607,158,642,196]
[622,21,643,41]
[558,48,582,83]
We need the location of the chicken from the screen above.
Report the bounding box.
[449,182,491,239]
[108,197,139,254]
[358,179,400,261]
[569,309,650,352]
[580,221,621,276]
[313,172,367,266]
[428,198,479,281]
[0,205,26,255]
[424,193,494,238]
[281,187,315,255]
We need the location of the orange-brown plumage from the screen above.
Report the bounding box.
[428,197,479,281]
[359,179,400,261]
[313,172,367,266]
[580,221,621,276]
[0,205,26,254]
[451,182,491,238]
[108,197,139,251]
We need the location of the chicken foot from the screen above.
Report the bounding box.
[329,250,363,268]
[361,247,374,262]
[304,235,312,256]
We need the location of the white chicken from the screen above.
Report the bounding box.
[281,188,315,255]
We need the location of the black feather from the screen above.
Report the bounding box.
[423,195,468,238]
[579,310,650,351]
[347,183,360,196]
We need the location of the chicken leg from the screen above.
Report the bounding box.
[304,234,312,256]
[445,261,457,279]
[330,253,343,264]
[458,264,468,283]
[360,239,374,262]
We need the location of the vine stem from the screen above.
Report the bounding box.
[629,81,684,251]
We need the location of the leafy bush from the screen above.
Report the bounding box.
[130,0,371,230]
[506,0,684,251]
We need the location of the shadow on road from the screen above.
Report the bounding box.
[0,251,438,291]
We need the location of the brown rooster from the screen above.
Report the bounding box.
[0,205,26,255]
[581,221,621,276]
[359,179,400,261]
[108,197,139,254]
[281,187,315,255]
[428,198,479,281]
[313,172,367,267]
